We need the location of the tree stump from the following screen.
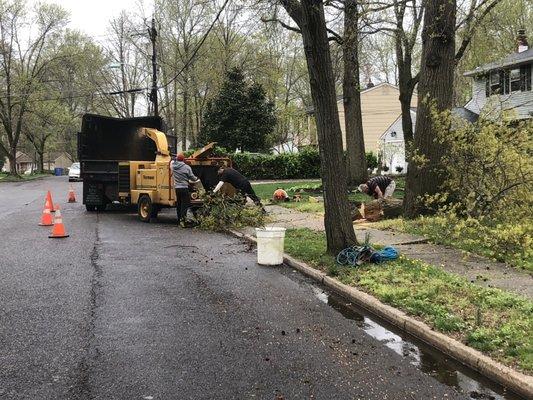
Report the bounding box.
[362,198,403,221]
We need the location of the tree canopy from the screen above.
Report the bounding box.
[199,68,276,152]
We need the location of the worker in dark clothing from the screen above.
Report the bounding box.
[213,166,264,209]
[358,176,396,199]
[171,153,199,226]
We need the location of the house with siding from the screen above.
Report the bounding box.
[2,151,73,173]
[379,30,532,172]
[463,29,532,119]
[306,82,418,154]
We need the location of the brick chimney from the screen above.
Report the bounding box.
[517,29,528,53]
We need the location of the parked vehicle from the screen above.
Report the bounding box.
[68,162,81,181]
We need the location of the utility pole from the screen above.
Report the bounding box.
[148,17,158,117]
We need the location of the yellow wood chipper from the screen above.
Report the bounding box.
[79,114,232,221]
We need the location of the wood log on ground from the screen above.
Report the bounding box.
[362,198,403,221]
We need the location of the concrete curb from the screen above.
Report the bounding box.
[228,229,533,399]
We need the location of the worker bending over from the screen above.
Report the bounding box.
[358,176,396,199]
[213,166,264,209]
[171,153,199,227]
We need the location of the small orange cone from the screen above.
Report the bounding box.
[49,210,69,238]
[67,186,77,203]
[39,207,54,226]
[54,203,60,212]
[45,191,55,212]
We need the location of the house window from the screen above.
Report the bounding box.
[489,71,501,95]
[390,131,397,138]
[510,68,521,92]
[520,65,532,91]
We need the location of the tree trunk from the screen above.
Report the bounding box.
[182,86,188,151]
[343,0,367,185]
[404,0,456,218]
[398,73,415,144]
[282,0,357,254]
[8,148,17,175]
[38,143,45,173]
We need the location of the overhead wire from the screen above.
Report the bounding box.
[159,0,231,89]
[0,0,232,104]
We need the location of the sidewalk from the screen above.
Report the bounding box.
[249,205,533,299]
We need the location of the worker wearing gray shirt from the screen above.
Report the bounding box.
[171,153,199,226]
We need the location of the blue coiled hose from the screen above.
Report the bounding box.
[336,245,398,266]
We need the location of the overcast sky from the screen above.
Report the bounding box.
[42,0,154,38]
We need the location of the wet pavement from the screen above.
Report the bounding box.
[0,177,523,399]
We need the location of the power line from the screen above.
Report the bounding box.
[160,0,231,89]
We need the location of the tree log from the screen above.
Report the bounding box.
[358,198,403,222]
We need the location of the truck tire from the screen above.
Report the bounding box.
[138,195,157,222]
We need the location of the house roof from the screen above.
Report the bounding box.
[452,107,479,123]
[305,82,402,114]
[464,48,533,77]
[379,107,478,141]
[15,151,33,163]
[43,151,72,162]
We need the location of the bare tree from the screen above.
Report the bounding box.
[0,1,68,175]
[403,0,456,218]
[99,12,149,118]
[279,0,357,253]
[343,0,367,184]
[392,0,423,146]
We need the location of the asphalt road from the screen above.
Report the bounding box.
[0,177,468,400]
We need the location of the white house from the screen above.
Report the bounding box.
[379,108,416,173]
[463,29,532,119]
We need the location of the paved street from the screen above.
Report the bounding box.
[0,177,468,399]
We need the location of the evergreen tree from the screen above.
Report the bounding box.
[200,68,276,152]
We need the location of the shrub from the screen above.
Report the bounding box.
[366,152,378,170]
[232,147,321,180]
[185,146,378,180]
[430,112,532,221]
[406,114,533,270]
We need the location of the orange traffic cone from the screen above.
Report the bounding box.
[43,197,53,213]
[67,186,77,203]
[39,207,54,226]
[45,191,55,212]
[49,210,69,238]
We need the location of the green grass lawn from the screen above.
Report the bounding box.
[252,180,322,201]
[284,228,533,373]
[0,172,51,182]
[253,176,404,214]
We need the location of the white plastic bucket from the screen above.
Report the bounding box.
[255,227,286,265]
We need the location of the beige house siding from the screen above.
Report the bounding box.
[340,83,418,153]
[307,83,418,154]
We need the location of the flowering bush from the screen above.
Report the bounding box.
[430,112,532,222]
[395,114,533,270]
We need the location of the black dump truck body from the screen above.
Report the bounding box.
[78,114,174,210]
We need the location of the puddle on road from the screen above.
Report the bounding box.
[309,286,525,400]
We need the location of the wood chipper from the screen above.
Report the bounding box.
[128,137,232,221]
[79,114,231,221]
